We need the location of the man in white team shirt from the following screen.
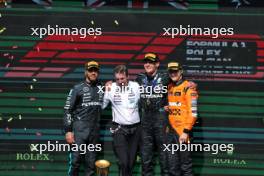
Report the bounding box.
[102,65,141,176]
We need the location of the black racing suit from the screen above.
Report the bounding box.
[136,72,170,176]
[63,80,104,176]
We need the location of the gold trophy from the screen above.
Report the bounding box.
[95,160,111,176]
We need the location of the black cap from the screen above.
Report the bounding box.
[167,62,182,71]
[144,53,159,62]
[85,61,99,70]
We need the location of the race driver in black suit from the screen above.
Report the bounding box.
[63,61,104,176]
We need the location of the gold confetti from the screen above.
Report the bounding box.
[91,20,94,25]
[38,107,42,111]
[30,85,34,90]
[114,20,119,25]
[7,117,13,122]
[18,115,22,120]
[32,78,37,82]
[0,27,6,34]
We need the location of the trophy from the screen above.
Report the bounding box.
[95,159,111,176]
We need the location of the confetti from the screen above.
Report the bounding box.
[7,117,13,122]
[30,85,34,90]
[0,89,3,93]
[0,117,2,121]
[24,127,27,131]
[3,53,9,57]
[29,97,36,101]
[91,20,94,25]
[5,63,10,68]
[94,36,97,39]
[18,115,22,120]
[12,45,18,49]
[9,55,14,60]
[36,132,42,136]
[36,47,40,52]
[5,127,10,133]
[32,78,37,82]
[114,20,119,25]
[0,14,1,18]
[0,27,6,34]
[38,107,42,111]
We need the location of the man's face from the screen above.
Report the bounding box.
[115,72,128,86]
[85,68,99,81]
[144,60,159,75]
[169,70,182,82]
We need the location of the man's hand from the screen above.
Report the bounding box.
[164,106,173,114]
[105,81,113,91]
[179,133,189,143]
[164,105,169,112]
[65,132,75,144]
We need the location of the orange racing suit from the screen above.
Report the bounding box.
[167,79,198,176]
[167,79,198,136]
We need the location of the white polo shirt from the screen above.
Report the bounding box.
[102,81,140,125]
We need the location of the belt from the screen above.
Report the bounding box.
[112,122,140,128]
[143,107,165,113]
